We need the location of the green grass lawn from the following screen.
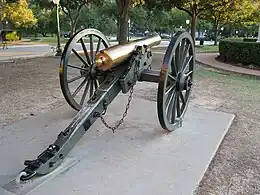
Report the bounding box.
[196,65,260,91]
[29,37,70,45]
[195,45,219,53]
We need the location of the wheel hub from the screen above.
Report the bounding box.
[176,73,192,91]
[80,65,97,79]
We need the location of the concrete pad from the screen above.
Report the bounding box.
[0,187,15,195]
[0,91,234,195]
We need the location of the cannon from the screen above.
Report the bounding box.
[16,28,195,181]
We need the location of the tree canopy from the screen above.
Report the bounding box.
[2,0,37,28]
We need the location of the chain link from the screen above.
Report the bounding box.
[99,85,134,133]
[98,53,140,133]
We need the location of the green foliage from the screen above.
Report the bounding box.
[243,38,257,42]
[129,6,148,32]
[77,4,117,35]
[6,0,19,3]
[219,39,260,67]
[5,31,20,41]
[168,8,189,28]
[3,0,37,28]
[196,19,212,31]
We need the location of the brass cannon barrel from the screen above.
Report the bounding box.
[95,34,161,71]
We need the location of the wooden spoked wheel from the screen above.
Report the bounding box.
[59,28,110,111]
[157,31,195,131]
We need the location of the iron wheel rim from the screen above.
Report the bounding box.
[157,31,195,131]
[59,28,110,111]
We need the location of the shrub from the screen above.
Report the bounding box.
[5,31,20,41]
[219,39,260,67]
[243,38,257,42]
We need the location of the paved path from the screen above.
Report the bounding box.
[196,53,260,77]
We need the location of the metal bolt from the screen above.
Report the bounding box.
[93,112,100,117]
[188,80,193,86]
[49,162,54,168]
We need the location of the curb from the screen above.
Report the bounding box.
[195,50,219,53]
[0,53,57,63]
[195,59,260,78]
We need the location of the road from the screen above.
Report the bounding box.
[0,40,215,61]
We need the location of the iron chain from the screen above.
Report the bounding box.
[98,53,140,133]
[99,85,134,133]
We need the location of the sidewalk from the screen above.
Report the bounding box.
[196,53,260,77]
[0,49,54,63]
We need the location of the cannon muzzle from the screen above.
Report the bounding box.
[95,34,161,71]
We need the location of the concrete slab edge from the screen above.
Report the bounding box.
[193,113,236,194]
[0,53,57,64]
[195,59,260,78]
[0,186,16,195]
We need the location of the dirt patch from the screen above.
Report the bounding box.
[193,67,260,195]
[0,57,65,128]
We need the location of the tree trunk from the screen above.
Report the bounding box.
[116,0,131,44]
[213,23,219,46]
[191,11,197,42]
[41,32,47,37]
[118,14,128,44]
[70,21,77,38]
[0,0,3,31]
[116,19,119,41]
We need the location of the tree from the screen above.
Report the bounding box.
[116,0,145,44]
[77,3,117,35]
[168,8,189,30]
[144,0,214,41]
[30,0,102,36]
[129,6,148,33]
[60,0,93,36]
[2,0,37,28]
[200,0,257,45]
[31,7,54,36]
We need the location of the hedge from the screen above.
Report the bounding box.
[243,38,257,42]
[219,39,260,67]
[5,31,20,41]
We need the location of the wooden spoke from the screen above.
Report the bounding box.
[80,38,91,65]
[170,94,177,123]
[72,49,89,67]
[166,92,175,120]
[89,80,93,98]
[80,79,91,106]
[178,39,187,73]
[95,38,101,56]
[176,92,181,117]
[175,45,181,73]
[182,56,193,73]
[94,79,99,90]
[89,34,94,63]
[171,54,177,76]
[165,85,175,96]
[67,64,88,71]
[185,70,193,76]
[168,73,176,82]
[180,42,190,71]
[179,91,186,105]
[72,78,88,97]
[68,74,86,84]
